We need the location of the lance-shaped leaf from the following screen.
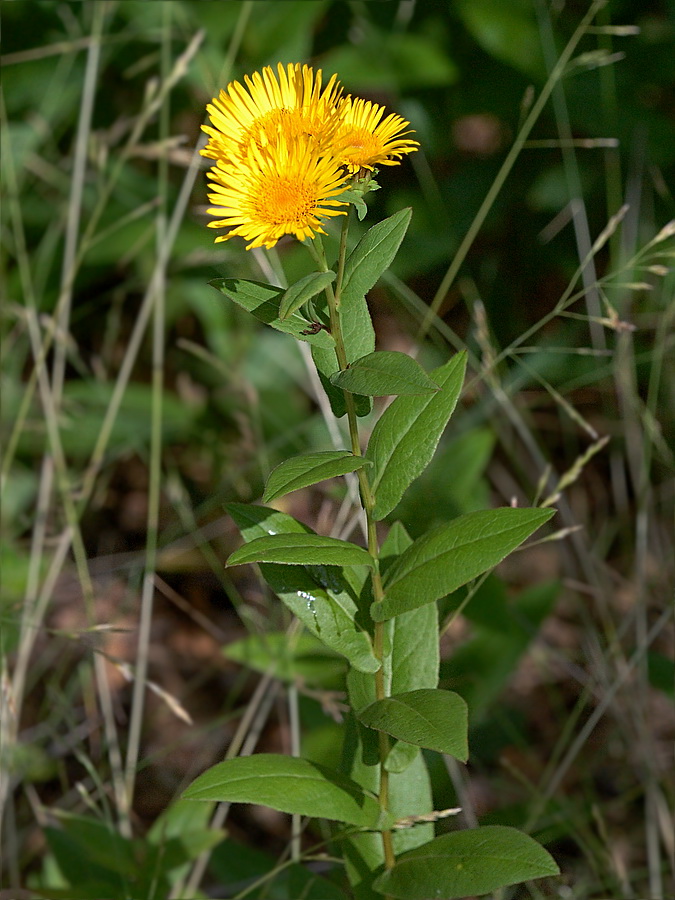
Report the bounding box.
[263,451,371,503]
[279,271,336,320]
[342,208,412,301]
[330,351,439,397]
[372,507,554,621]
[227,504,379,673]
[367,352,467,521]
[227,533,374,569]
[256,563,380,673]
[210,278,335,349]
[372,825,560,899]
[183,754,381,828]
[357,689,468,761]
[309,209,412,419]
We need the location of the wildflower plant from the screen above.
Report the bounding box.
[185,63,560,899]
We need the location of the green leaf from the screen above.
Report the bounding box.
[227,504,379,674]
[309,209,412,419]
[279,271,336,320]
[331,351,439,397]
[357,689,468,761]
[385,740,419,774]
[48,811,134,877]
[260,563,380,673]
[183,754,381,828]
[227,533,374,569]
[343,521,443,777]
[372,825,560,898]
[227,502,310,541]
[342,208,412,301]
[337,188,369,221]
[372,507,555,621]
[367,352,467,521]
[263,450,371,503]
[148,795,211,841]
[210,278,335,349]
[394,427,496,535]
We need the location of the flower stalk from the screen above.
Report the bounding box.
[309,223,395,871]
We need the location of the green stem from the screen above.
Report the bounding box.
[310,222,395,873]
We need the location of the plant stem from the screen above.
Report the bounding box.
[310,223,396,872]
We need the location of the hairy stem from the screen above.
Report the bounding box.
[310,222,396,872]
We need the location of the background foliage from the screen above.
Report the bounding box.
[1,1,674,898]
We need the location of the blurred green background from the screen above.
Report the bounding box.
[1,1,674,898]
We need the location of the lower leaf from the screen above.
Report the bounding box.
[372,825,560,899]
[357,688,468,761]
[183,754,382,829]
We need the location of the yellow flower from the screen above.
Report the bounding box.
[201,62,343,164]
[206,135,349,249]
[332,96,419,172]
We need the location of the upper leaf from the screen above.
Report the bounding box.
[227,504,379,673]
[279,271,336,320]
[227,502,311,540]
[263,450,371,503]
[227,533,374,569]
[372,825,560,898]
[372,507,555,621]
[183,754,381,828]
[367,352,467,521]
[309,208,412,420]
[357,689,468,761]
[210,278,335,348]
[330,351,439,397]
[341,208,412,301]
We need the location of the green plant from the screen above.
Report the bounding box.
[181,61,559,900]
[4,2,672,897]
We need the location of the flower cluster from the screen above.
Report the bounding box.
[202,63,418,249]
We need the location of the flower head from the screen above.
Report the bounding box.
[332,96,419,172]
[201,63,419,249]
[206,135,349,249]
[201,62,343,164]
